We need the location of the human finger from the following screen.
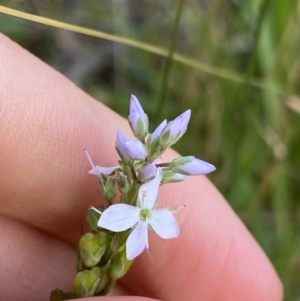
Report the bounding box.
[0,34,282,301]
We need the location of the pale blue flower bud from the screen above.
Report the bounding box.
[124,140,147,160]
[116,131,128,160]
[159,110,191,149]
[169,156,216,176]
[116,130,147,161]
[147,119,167,143]
[146,120,167,162]
[116,130,128,158]
[128,95,149,140]
[138,164,157,182]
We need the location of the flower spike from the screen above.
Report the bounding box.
[52,95,217,298]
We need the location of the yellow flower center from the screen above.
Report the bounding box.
[139,209,151,221]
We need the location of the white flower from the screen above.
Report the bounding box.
[83,149,119,176]
[97,168,184,260]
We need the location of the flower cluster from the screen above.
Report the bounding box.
[50,95,215,300]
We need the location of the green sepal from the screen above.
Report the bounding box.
[110,231,129,253]
[103,177,116,202]
[159,129,171,150]
[169,156,193,175]
[116,172,130,195]
[76,247,88,272]
[80,245,106,267]
[146,138,163,163]
[129,115,149,141]
[161,168,186,184]
[110,233,120,253]
[79,232,111,267]
[96,270,111,293]
[87,208,101,231]
[73,267,103,297]
[109,248,133,280]
[133,160,145,171]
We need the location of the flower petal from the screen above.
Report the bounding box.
[163,110,191,140]
[98,204,139,231]
[88,165,119,176]
[169,156,216,176]
[138,163,157,182]
[116,130,129,158]
[167,205,186,213]
[138,168,163,209]
[124,140,147,160]
[126,222,148,260]
[182,158,216,175]
[148,119,167,142]
[84,149,119,176]
[149,209,179,239]
[129,95,148,140]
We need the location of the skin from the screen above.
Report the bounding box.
[0,33,283,301]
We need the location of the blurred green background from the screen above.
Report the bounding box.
[1,0,300,299]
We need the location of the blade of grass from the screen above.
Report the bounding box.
[0,4,295,99]
[155,0,184,119]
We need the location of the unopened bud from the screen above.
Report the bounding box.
[169,156,216,176]
[124,140,147,160]
[97,270,111,293]
[79,232,111,267]
[128,95,149,140]
[138,164,157,182]
[147,119,167,143]
[103,177,116,201]
[109,248,133,280]
[159,110,191,149]
[116,172,130,195]
[116,130,147,161]
[73,267,103,297]
[110,231,129,254]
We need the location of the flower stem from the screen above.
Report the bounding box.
[155,162,170,168]
[127,180,141,205]
[154,0,185,120]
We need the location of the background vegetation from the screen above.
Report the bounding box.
[1,0,300,300]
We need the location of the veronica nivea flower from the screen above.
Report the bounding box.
[83,149,119,176]
[96,168,183,260]
[138,163,157,182]
[128,95,149,140]
[169,156,216,176]
[159,110,191,149]
[116,130,147,161]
